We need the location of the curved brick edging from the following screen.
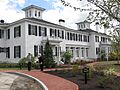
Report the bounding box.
[0,70,79,90]
[7,72,48,90]
[22,70,79,90]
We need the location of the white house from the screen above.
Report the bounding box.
[0,5,111,63]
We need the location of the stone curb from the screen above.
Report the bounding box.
[7,72,48,90]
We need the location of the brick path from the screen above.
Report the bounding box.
[0,70,78,90]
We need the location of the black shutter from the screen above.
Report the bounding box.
[55,29,57,36]
[28,24,31,35]
[14,27,16,38]
[19,46,21,58]
[19,26,21,37]
[50,28,52,36]
[8,29,10,39]
[35,26,37,36]
[88,36,89,42]
[7,47,10,58]
[14,46,16,58]
[62,31,64,39]
[58,30,59,37]
[76,34,77,41]
[39,26,41,36]
[0,29,1,38]
[44,27,47,36]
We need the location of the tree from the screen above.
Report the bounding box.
[43,39,56,68]
[61,0,120,62]
[61,51,72,64]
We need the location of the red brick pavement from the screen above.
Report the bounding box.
[0,70,79,90]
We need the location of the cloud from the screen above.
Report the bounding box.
[0,0,25,23]
[43,0,89,30]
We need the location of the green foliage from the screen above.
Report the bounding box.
[18,55,36,69]
[61,51,72,64]
[44,39,56,68]
[98,50,106,61]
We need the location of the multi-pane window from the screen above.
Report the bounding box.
[6,29,10,39]
[83,35,87,42]
[34,45,38,57]
[14,46,21,58]
[35,11,37,16]
[50,28,55,37]
[81,48,84,57]
[28,24,37,36]
[6,47,10,58]
[101,37,107,43]
[86,48,88,57]
[67,32,70,40]
[95,36,99,42]
[41,27,47,36]
[70,33,72,40]
[0,47,5,53]
[96,47,100,55]
[14,26,21,38]
[76,47,79,57]
[38,12,40,17]
[0,29,4,39]
[29,11,31,17]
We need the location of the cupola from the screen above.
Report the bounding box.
[76,20,91,30]
[22,5,45,19]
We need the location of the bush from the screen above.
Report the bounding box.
[61,51,72,64]
[0,62,19,68]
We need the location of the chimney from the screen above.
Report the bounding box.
[59,19,65,26]
[95,22,99,32]
[0,20,4,23]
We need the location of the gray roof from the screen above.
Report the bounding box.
[76,20,91,24]
[22,5,45,11]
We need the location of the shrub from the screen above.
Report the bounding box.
[61,51,72,64]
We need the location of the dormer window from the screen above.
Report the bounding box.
[35,11,37,16]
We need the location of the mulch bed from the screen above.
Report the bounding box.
[46,69,120,90]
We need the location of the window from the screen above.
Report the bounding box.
[73,33,75,41]
[35,11,37,16]
[34,45,38,57]
[62,31,64,39]
[28,24,37,36]
[67,32,69,40]
[76,48,79,57]
[96,47,100,55]
[95,36,99,42]
[39,45,43,54]
[83,35,87,42]
[29,11,31,17]
[0,29,4,39]
[41,27,47,36]
[70,33,72,40]
[6,47,10,58]
[81,48,84,57]
[0,47,5,53]
[14,46,21,58]
[86,48,88,57]
[55,47,58,56]
[6,29,10,39]
[14,26,21,38]
[75,34,77,41]
[50,28,55,37]
[38,12,40,17]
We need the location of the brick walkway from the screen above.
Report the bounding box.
[0,70,78,90]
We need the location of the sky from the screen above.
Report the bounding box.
[0,0,100,32]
